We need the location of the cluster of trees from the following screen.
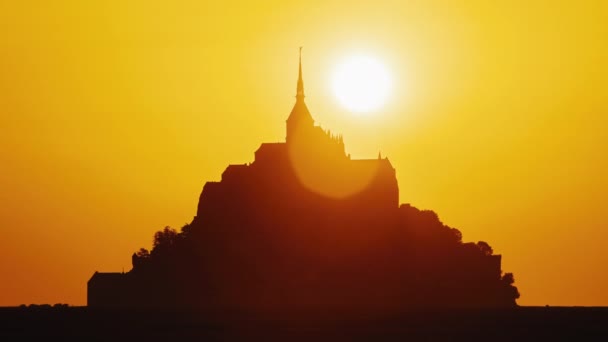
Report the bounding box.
[128,202,520,311]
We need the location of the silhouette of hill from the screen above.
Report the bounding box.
[88,51,519,314]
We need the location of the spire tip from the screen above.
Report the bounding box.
[296,47,305,99]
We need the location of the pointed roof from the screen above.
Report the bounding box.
[296,47,305,100]
[287,47,314,125]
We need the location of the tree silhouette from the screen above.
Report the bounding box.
[477,241,493,256]
[152,226,178,256]
[135,248,150,258]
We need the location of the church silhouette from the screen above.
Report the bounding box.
[88,51,519,313]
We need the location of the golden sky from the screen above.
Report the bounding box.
[1,1,607,306]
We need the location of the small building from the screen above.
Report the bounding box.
[87,272,127,308]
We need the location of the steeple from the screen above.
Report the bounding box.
[296,47,305,100]
[286,47,314,142]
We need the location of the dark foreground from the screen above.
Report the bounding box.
[1,306,607,341]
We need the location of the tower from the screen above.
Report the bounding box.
[286,47,314,143]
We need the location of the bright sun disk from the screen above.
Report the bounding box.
[331,55,392,114]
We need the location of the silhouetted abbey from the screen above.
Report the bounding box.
[89,51,519,312]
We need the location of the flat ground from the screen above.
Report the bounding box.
[0,306,607,341]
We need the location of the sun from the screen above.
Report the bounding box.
[331,55,392,114]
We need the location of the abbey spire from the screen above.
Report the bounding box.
[296,47,305,100]
[286,47,314,142]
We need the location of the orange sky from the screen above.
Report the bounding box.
[1,1,607,306]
